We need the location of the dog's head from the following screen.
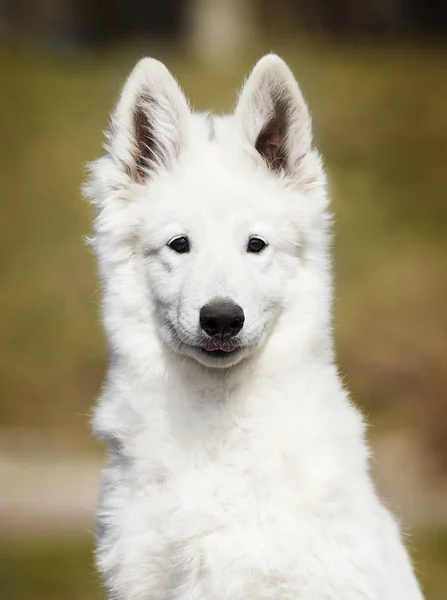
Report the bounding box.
[87,56,330,369]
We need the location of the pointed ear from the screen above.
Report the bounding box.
[109,58,190,182]
[235,55,313,177]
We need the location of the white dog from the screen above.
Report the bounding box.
[86,55,424,600]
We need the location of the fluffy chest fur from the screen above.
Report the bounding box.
[94,363,398,600]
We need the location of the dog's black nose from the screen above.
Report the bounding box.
[200,300,245,338]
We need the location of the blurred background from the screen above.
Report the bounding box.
[1,0,446,598]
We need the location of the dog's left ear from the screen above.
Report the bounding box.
[235,54,313,177]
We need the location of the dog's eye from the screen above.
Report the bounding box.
[168,236,190,254]
[247,237,267,254]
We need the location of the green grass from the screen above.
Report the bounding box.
[0,536,104,600]
[0,42,446,454]
[1,529,446,600]
[412,528,447,599]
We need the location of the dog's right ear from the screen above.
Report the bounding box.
[108,58,190,183]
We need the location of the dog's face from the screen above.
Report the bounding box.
[139,157,307,367]
[88,55,328,368]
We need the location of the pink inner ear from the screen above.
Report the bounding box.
[269,132,283,148]
[131,93,167,183]
[255,113,287,172]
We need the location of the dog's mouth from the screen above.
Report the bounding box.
[199,343,240,358]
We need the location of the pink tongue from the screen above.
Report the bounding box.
[206,345,235,353]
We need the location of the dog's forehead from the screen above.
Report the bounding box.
[140,112,302,232]
[147,152,276,216]
[162,176,280,232]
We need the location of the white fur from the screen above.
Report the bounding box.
[85,55,424,600]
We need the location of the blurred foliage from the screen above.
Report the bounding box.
[3,0,447,48]
[1,41,446,458]
[0,529,446,600]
